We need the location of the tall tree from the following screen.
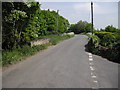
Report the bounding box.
[69,20,92,34]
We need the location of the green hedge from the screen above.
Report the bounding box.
[2,35,74,66]
[86,31,120,63]
[2,44,49,66]
[86,34,100,47]
[95,31,117,48]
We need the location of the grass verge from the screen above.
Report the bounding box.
[2,35,74,66]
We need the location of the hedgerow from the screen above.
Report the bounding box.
[86,26,120,63]
[2,35,74,66]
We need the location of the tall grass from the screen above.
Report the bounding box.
[2,35,74,66]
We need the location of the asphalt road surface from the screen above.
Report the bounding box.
[3,35,118,88]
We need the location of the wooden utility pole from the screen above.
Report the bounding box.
[118,1,120,29]
[56,10,59,35]
[91,2,94,35]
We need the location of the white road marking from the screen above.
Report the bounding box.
[88,53,92,56]
[90,66,95,71]
[89,58,93,61]
[89,55,92,58]
[88,53,99,89]
[93,80,98,83]
[91,75,97,78]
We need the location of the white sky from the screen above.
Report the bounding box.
[36,0,119,29]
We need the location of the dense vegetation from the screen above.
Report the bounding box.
[70,20,120,63]
[2,2,119,66]
[2,35,74,66]
[87,25,120,63]
[2,2,70,50]
[2,2,72,66]
[69,20,92,34]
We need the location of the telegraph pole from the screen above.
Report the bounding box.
[56,10,59,35]
[91,2,94,35]
[118,1,120,29]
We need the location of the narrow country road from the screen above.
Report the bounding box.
[3,35,118,88]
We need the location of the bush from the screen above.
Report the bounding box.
[95,31,117,48]
[49,35,74,45]
[87,30,120,64]
[2,50,22,66]
[33,44,48,51]
[87,38,100,55]
[18,45,35,56]
[2,35,74,66]
[86,34,100,47]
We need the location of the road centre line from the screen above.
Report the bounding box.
[90,66,95,71]
[91,75,97,78]
[88,53,92,56]
[89,55,92,58]
[88,53,99,89]
[89,58,93,61]
[93,80,98,83]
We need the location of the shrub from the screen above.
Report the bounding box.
[2,35,74,66]
[49,34,74,45]
[86,34,100,47]
[95,32,117,48]
[18,45,35,56]
[33,44,48,51]
[87,30,120,63]
[2,50,22,66]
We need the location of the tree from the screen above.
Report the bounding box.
[105,25,118,32]
[2,2,28,49]
[69,20,92,34]
[2,2,70,50]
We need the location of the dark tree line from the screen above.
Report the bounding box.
[69,20,92,34]
[2,2,70,50]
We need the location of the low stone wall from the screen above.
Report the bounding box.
[30,38,50,47]
[98,45,109,51]
[62,32,74,36]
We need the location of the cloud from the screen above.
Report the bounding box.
[73,3,90,12]
[39,2,118,29]
[73,2,117,15]
[94,3,117,15]
[37,0,119,2]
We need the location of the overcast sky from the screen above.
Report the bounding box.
[36,0,119,29]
